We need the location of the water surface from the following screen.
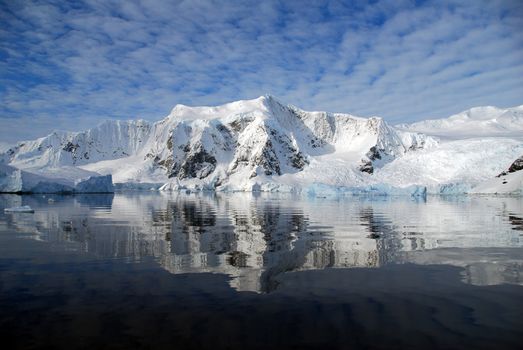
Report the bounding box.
[0,193,522,349]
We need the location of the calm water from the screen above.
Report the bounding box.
[0,193,522,349]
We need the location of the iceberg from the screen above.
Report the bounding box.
[74,175,114,193]
[0,164,114,193]
[4,205,34,213]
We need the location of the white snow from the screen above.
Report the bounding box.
[373,138,523,191]
[1,96,522,195]
[79,154,167,183]
[397,105,523,139]
[168,96,270,121]
[3,119,151,169]
[471,168,523,195]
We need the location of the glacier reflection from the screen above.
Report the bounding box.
[1,193,522,292]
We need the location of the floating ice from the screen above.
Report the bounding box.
[4,205,34,213]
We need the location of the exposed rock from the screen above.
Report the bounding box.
[508,156,523,173]
[497,155,523,177]
[359,160,374,174]
[177,147,217,179]
[254,140,281,176]
[366,146,383,161]
[290,151,307,169]
[62,141,79,153]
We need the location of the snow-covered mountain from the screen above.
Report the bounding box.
[1,96,522,194]
[397,105,523,139]
[2,119,151,168]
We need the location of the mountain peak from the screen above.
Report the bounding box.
[167,95,289,122]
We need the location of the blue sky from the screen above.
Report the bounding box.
[1,0,522,143]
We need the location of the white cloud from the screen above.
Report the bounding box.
[0,0,522,142]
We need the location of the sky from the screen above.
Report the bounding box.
[1,0,522,143]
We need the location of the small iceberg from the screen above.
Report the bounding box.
[4,205,34,213]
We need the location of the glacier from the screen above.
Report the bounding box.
[0,164,113,193]
[1,95,522,195]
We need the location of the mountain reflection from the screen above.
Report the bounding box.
[2,193,523,292]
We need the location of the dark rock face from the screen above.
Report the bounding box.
[61,141,82,164]
[497,155,523,177]
[271,131,308,172]
[255,140,281,176]
[169,146,217,179]
[359,146,387,174]
[157,157,174,174]
[366,146,383,161]
[508,156,523,173]
[181,148,217,179]
[359,160,373,174]
[290,152,307,170]
[62,142,79,153]
[228,124,308,178]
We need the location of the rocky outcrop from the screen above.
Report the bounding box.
[174,147,217,179]
[508,156,523,173]
[359,160,374,174]
[497,155,523,177]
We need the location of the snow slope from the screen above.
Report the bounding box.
[472,171,523,195]
[397,105,523,139]
[375,138,523,191]
[2,119,151,168]
[1,95,522,195]
[471,155,523,195]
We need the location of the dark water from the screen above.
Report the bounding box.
[0,193,522,349]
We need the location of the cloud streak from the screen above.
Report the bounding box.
[1,0,522,142]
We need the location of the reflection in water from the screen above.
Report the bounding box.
[508,213,523,231]
[1,193,523,292]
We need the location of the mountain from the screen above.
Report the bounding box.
[2,119,151,168]
[397,105,523,139]
[1,95,522,194]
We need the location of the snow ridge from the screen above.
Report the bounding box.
[2,120,151,168]
[397,105,523,139]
